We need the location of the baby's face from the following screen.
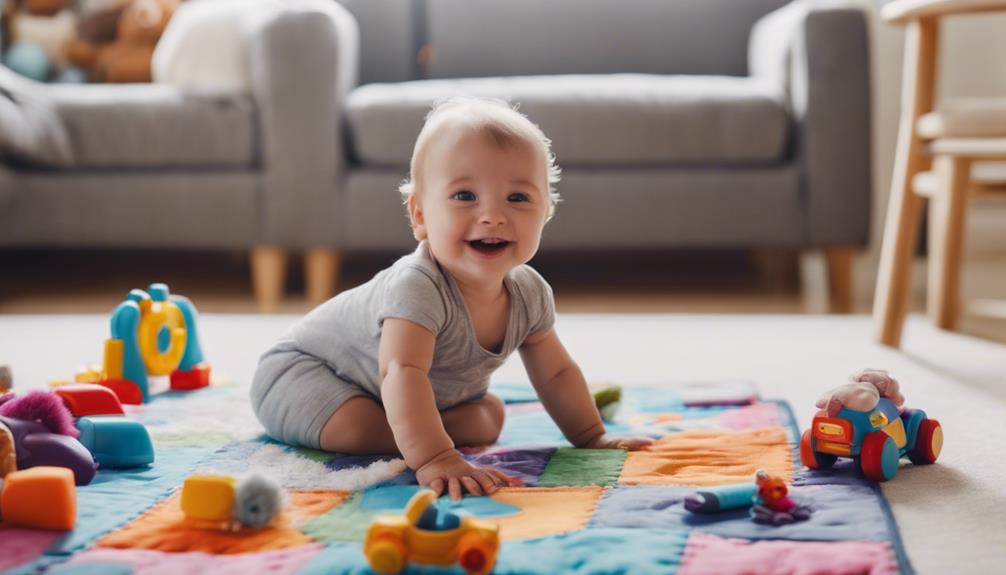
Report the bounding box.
[410,128,549,287]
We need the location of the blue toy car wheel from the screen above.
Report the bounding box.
[861,431,899,481]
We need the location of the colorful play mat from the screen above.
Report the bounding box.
[0,380,910,574]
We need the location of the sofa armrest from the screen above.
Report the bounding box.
[750,0,871,247]
[248,0,359,248]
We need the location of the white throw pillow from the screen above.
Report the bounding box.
[152,0,283,94]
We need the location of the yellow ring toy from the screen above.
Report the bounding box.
[137,301,187,375]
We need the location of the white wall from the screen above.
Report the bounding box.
[865,1,1006,259]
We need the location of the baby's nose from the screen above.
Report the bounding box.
[479,206,507,225]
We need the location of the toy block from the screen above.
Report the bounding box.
[181,475,236,522]
[171,363,211,391]
[1,466,76,530]
[76,415,154,468]
[55,383,125,417]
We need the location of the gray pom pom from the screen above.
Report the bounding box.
[233,474,282,529]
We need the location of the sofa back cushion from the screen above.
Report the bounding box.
[423,0,791,79]
[339,0,419,85]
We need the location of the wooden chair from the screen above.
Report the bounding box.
[873,0,1006,347]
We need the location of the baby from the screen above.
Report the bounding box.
[251,97,651,500]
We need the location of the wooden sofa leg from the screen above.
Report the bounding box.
[825,247,855,314]
[251,246,288,313]
[305,248,342,308]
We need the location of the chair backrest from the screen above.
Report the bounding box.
[339,0,792,85]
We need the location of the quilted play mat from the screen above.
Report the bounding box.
[1,380,911,574]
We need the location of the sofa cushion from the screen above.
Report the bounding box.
[347,74,788,167]
[47,84,257,169]
[424,0,791,79]
[0,66,74,167]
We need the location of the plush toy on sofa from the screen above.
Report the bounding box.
[66,0,179,82]
[2,0,80,82]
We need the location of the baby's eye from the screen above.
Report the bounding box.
[452,190,476,201]
[508,192,530,203]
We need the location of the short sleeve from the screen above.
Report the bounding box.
[377,265,449,336]
[518,265,556,337]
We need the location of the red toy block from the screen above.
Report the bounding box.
[55,383,125,417]
[170,363,211,391]
[1,466,77,530]
[98,379,144,405]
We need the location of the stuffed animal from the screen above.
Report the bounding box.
[750,469,811,525]
[66,0,179,83]
[815,368,906,417]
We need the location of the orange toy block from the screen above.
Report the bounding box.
[1,466,77,530]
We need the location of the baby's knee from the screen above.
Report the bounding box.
[481,393,506,429]
[474,394,506,444]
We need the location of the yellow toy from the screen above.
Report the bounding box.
[181,475,236,522]
[364,489,500,575]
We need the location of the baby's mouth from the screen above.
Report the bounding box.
[469,238,511,254]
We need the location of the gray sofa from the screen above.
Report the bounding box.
[0,0,358,310]
[0,0,871,311]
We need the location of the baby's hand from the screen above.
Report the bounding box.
[415,449,519,501]
[583,434,653,451]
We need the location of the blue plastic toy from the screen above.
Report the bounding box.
[76,415,154,468]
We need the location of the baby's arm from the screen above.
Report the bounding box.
[519,327,652,450]
[379,318,511,499]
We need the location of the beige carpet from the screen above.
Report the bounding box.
[3,313,1005,573]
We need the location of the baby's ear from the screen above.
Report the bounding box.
[407,193,427,241]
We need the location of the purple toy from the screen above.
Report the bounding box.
[0,391,99,486]
[0,415,96,485]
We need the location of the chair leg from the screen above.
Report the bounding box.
[872,19,938,348]
[825,248,855,314]
[305,248,342,308]
[251,246,288,313]
[927,156,971,330]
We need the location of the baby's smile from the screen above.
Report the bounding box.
[468,238,511,256]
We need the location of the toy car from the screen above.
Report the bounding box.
[364,489,500,575]
[800,397,942,481]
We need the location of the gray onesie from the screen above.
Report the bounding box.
[250,241,555,448]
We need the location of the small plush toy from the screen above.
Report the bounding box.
[815,369,905,417]
[750,469,811,525]
[66,0,179,82]
[233,473,283,529]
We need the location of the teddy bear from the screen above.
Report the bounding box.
[66,0,179,83]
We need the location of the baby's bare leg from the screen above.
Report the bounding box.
[319,396,398,454]
[440,393,506,448]
[319,393,506,454]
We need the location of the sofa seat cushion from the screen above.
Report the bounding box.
[347,74,788,166]
[47,84,257,169]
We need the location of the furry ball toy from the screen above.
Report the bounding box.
[233,473,283,529]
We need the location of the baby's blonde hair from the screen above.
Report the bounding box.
[399,97,562,220]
